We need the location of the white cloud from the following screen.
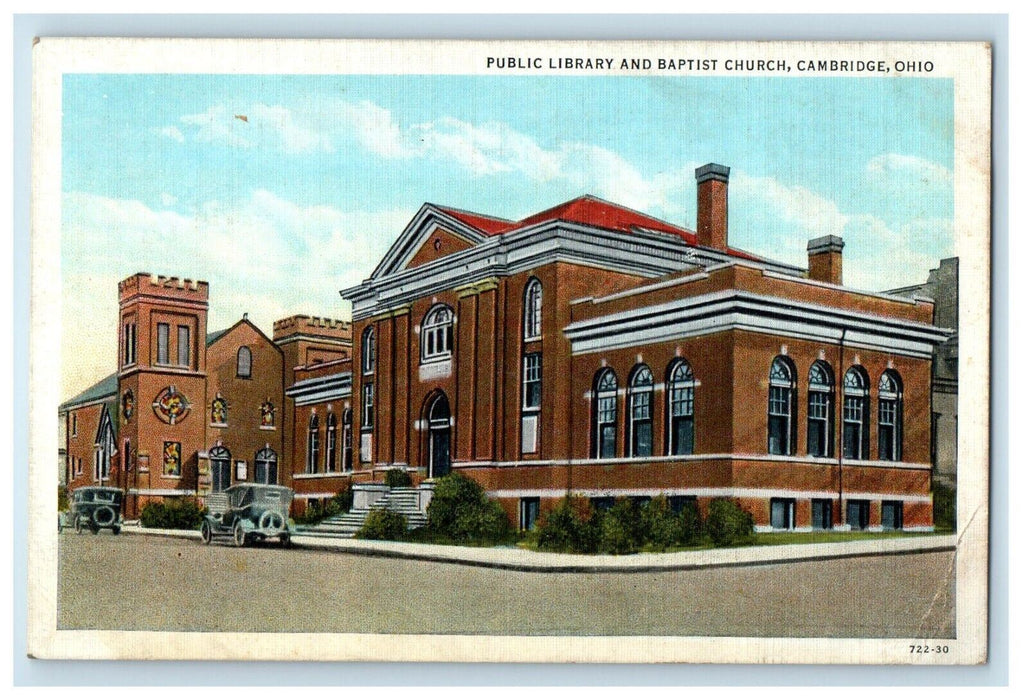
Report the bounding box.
[159,125,185,143]
[339,100,414,158]
[61,190,411,397]
[176,103,333,154]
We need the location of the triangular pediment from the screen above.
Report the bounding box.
[370,204,503,279]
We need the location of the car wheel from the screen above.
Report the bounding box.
[90,522,100,535]
[74,516,84,534]
[200,520,213,545]
[112,526,121,535]
[233,521,248,547]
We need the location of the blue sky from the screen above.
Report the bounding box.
[62,73,954,395]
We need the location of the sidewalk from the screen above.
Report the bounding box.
[121,524,956,573]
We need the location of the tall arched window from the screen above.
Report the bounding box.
[523,278,542,340]
[667,359,696,456]
[342,408,353,472]
[306,414,320,473]
[255,447,277,485]
[807,361,835,458]
[591,369,618,459]
[878,371,903,461]
[209,445,231,492]
[361,327,375,374]
[325,411,337,472]
[236,346,252,378]
[628,365,654,457]
[843,367,870,459]
[768,356,796,455]
[421,305,454,362]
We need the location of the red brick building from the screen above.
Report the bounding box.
[61,162,951,532]
[59,274,350,518]
[338,163,949,531]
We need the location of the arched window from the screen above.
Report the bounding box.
[342,408,353,472]
[306,414,320,473]
[421,305,455,362]
[209,445,231,492]
[210,396,228,426]
[843,367,870,459]
[667,359,696,456]
[255,447,277,485]
[361,327,375,374]
[523,278,543,340]
[768,356,796,455]
[628,365,654,457]
[591,369,618,459]
[325,411,337,472]
[236,346,252,378]
[878,371,903,461]
[807,361,835,458]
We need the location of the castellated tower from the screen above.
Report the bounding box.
[116,273,210,516]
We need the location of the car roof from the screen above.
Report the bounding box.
[75,486,124,494]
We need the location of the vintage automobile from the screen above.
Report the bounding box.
[59,486,124,535]
[200,483,295,547]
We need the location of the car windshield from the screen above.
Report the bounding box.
[94,491,120,504]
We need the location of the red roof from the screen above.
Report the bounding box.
[435,195,767,263]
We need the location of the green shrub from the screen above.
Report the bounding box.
[356,508,408,541]
[425,473,514,545]
[933,481,957,531]
[58,486,69,512]
[598,498,645,554]
[533,497,600,553]
[293,488,352,525]
[640,496,683,550]
[140,498,206,530]
[384,469,413,488]
[705,498,755,547]
[679,500,705,547]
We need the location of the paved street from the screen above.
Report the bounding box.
[58,532,955,638]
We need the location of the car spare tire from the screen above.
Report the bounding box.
[259,511,284,531]
[94,506,117,527]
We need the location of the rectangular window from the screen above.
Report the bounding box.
[123,322,137,366]
[162,441,181,477]
[811,499,834,530]
[768,386,791,455]
[630,392,653,457]
[807,390,832,457]
[669,495,698,514]
[177,325,190,367]
[156,323,170,364]
[522,353,542,410]
[71,413,77,437]
[361,383,374,429]
[521,414,539,454]
[590,497,615,513]
[596,395,617,459]
[846,500,870,530]
[843,396,865,459]
[770,498,796,530]
[878,399,899,461]
[359,433,372,463]
[881,500,904,530]
[669,385,695,456]
[519,497,541,531]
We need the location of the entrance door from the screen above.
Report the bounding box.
[427,394,451,478]
[209,446,231,492]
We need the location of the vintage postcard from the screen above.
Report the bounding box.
[28,38,990,664]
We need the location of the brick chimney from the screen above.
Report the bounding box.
[807,235,845,285]
[695,163,730,250]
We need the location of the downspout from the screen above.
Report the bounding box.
[837,328,846,528]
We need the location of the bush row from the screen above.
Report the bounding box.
[293,488,353,525]
[532,495,754,554]
[140,498,206,530]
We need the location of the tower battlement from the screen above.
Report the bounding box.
[273,314,351,342]
[119,272,209,303]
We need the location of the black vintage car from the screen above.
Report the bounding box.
[200,483,295,547]
[60,486,124,534]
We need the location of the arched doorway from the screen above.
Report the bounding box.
[209,445,231,492]
[426,393,451,478]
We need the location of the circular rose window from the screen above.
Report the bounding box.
[152,386,191,425]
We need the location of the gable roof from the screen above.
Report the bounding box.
[206,328,230,346]
[60,372,118,411]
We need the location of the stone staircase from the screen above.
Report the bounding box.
[296,487,427,539]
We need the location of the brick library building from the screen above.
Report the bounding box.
[60,163,951,532]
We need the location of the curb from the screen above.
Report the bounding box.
[120,526,956,573]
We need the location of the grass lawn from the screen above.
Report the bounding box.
[749,529,938,547]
